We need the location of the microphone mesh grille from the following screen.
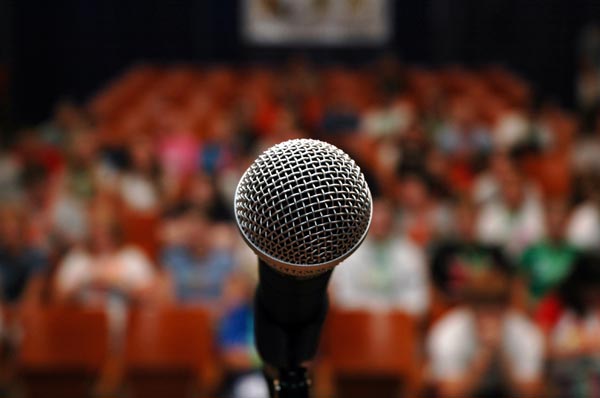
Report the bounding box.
[235,139,372,276]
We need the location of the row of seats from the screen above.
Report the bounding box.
[14,306,419,398]
[17,306,214,398]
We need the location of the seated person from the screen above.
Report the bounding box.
[160,204,235,305]
[547,251,600,398]
[430,199,511,305]
[217,272,266,398]
[427,266,544,398]
[517,199,578,311]
[54,215,157,306]
[330,198,429,316]
[476,169,545,260]
[0,204,48,305]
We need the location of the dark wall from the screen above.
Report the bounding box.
[7,0,600,126]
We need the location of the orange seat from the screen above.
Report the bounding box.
[124,306,216,398]
[318,309,420,398]
[18,306,109,398]
[120,209,160,261]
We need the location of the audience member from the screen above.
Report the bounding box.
[118,134,161,213]
[430,199,511,305]
[331,199,430,316]
[434,94,492,162]
[517,200,578,310]
[0,142,23,203]
[217,272,266,398]
[477,168,545,258]
[547,252,600,398]
[0,204,48,304]
[53,214,157,306]
[427,267,544,398]
[396,172,452,247]
[567,172,600,249]
[160,205,235,305]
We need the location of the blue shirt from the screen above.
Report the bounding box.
[161,246,235,303]
[218,303,254,349]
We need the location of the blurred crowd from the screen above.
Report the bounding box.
[2,56,600,397]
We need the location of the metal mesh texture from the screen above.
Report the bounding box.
[234,139,372,277]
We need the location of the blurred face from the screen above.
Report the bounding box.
[129,136,155,172]
[208,115,234,143]
[489,152,513,178]
[473,302,506,344]
[189,175,216,207]
[546,202,568,242]
[500,173,524,210]
[370,200,394,241]
[399,176,429,209]
[454,204,477,241]
[449,96,476,130]
[188,213,211,251]
[70,132,97,165]
[90,223,118,254]
[28,180,48,207]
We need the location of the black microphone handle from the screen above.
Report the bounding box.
[254,259,332,369]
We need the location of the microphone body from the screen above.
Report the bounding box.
[234,139,372,397]
[255,259,331,368]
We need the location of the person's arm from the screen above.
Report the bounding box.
[395,245,430,317]
[428,312,501,398]
[436,346,497,398]
[499,353,543,397]
[500,315,545,397]
[53,250,91,303]
[117,247,158,301]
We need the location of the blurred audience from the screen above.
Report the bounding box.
[2,58,600,396]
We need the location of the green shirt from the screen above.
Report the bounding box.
[519,241,578,302]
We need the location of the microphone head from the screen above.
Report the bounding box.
[234,139,372,277]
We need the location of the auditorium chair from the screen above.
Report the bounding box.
[123,306,217,398]
[119,208,159,261]
[317,309,421,398]
[17,306,109,398]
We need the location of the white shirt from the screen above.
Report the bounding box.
[427,308,544,382]
[551,310,600,353]
[477,196,545,258]
[119,173,159,212]
[330,237,429,315]
[56,246,155,302]
[567,202,600,249]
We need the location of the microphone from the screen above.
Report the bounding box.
[234,139,372,397]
